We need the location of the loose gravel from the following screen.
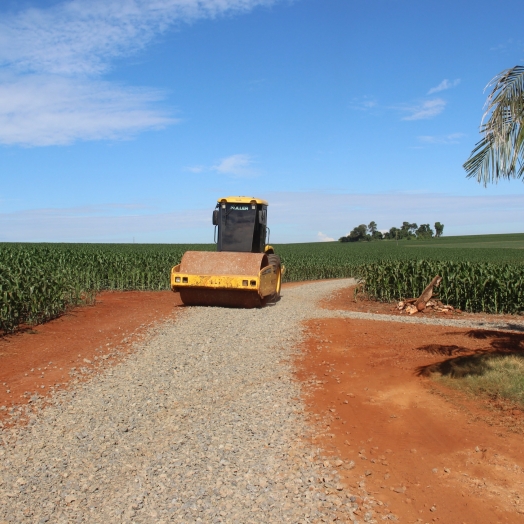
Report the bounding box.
[328,310,524,333]
[0,279,377,524]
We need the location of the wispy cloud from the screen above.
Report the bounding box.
[427,79,460,94]
[317,231,335,242]
[401,98,446,121]
[3,192,524,242]
[0,74,175,146]
[349,95,378,111]
[0,0,277,146]
[212,154,258,178]
[490,43,507,52]
[418,133,465,145]
[0,202,210,242]
[490,39,523,53]
[184,165,206,173]
[247,78,267,90]
[0,0,277,76]
[185,153,260,177]
[265,191,524,242]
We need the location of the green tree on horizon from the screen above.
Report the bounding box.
[340,221,444,242]
[416,224,434,239]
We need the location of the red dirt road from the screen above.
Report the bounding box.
[0,291,181,420]
[296,289,524,523]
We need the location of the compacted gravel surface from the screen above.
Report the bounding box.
[0,279,370,524]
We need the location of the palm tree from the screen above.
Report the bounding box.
[463,65,524,185]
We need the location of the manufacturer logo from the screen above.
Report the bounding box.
[230,205,249,211]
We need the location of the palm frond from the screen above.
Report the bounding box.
[464,66,524,185]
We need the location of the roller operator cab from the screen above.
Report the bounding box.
[212,197,268,253]
[171,197,284,308]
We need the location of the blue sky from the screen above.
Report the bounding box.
[0,0,523,243]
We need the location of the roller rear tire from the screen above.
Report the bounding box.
[266,254,282,304]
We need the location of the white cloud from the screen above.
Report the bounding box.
[317,231,335,242]
[417,133,465,145]
[0,74,175,146]
[0,0,277,76]
[212,154,258,178]
[402,98,446,121]
[0,0,278,146]
[427,79,461,95]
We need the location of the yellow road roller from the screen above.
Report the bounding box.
[171,196,284,307]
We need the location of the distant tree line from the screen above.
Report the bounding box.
[339,221,444,242]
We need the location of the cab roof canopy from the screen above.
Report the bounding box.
[218,196,268,205]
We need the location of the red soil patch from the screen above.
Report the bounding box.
[296,295,524,523]
[323,285,524,325]
[0,291,182,422]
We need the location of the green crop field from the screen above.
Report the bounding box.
[0,243,207,333]
[403,233,524,250]
[1,233,523,332]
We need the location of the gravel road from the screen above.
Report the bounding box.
[0,279,373,524]
[330,310,524,333]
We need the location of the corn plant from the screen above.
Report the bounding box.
[1,240,523,332]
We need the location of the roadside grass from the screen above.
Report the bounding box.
[435,354,524,408]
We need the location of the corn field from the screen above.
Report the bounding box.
[0,243,210,333]
[359,259,524,315]
[1,241,523,332]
